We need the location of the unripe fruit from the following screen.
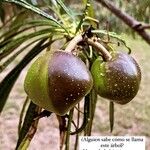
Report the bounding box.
[24,50,93,116]
[91,52,141,104]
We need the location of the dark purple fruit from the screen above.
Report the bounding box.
[24,50,93,116]
[91,52,141,104]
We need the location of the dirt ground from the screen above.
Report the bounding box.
[0,36,150,150]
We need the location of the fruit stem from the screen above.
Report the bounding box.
[85,38,112,61]
[64,34,112,61]
[65,34,83,52]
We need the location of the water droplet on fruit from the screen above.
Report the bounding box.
[114,84,118,87]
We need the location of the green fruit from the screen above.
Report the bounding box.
[91,52,141,104]
[24,50,93,116]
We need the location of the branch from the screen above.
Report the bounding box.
[141,24,150,30]
[95,0,150,45]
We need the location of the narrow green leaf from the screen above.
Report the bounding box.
[87,0,95,18]
[0,38,50,113]
[74,103,80,150]
[65,108,74,150]
[75,1,92,33]
[85,89,97,135]
[16,102,52,150]
[0,35,50,73]
[82,0,87,4]
[0,3,5,23]
[16,101,38,149]
[18,96,30,135]
[109,101,114,132]
[92,30,131,53]
[17,137,30,150]
[71,94,90,135]
[9,10,29,33]
[0,14,16,31]
[0,28,54,60]
[82,0,95,18]
[56,0,76,22]
[0,19,58,41]
[92,29,120,38]
[0,10,30,42]
[2,0,67,32]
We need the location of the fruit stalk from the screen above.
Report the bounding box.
[65,34,112,61]
[85,38,112,61]
[65,34,83,52]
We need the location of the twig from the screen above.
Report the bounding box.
[74,106,84,114]
[109,101,114,133]
[33,110,52,121]
[140,24,150,30]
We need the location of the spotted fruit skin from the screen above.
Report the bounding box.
[24,50,93,115]
[91,52,141,104]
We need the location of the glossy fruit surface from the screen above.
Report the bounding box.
[91,52,141,104]
[24,50,93,115]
